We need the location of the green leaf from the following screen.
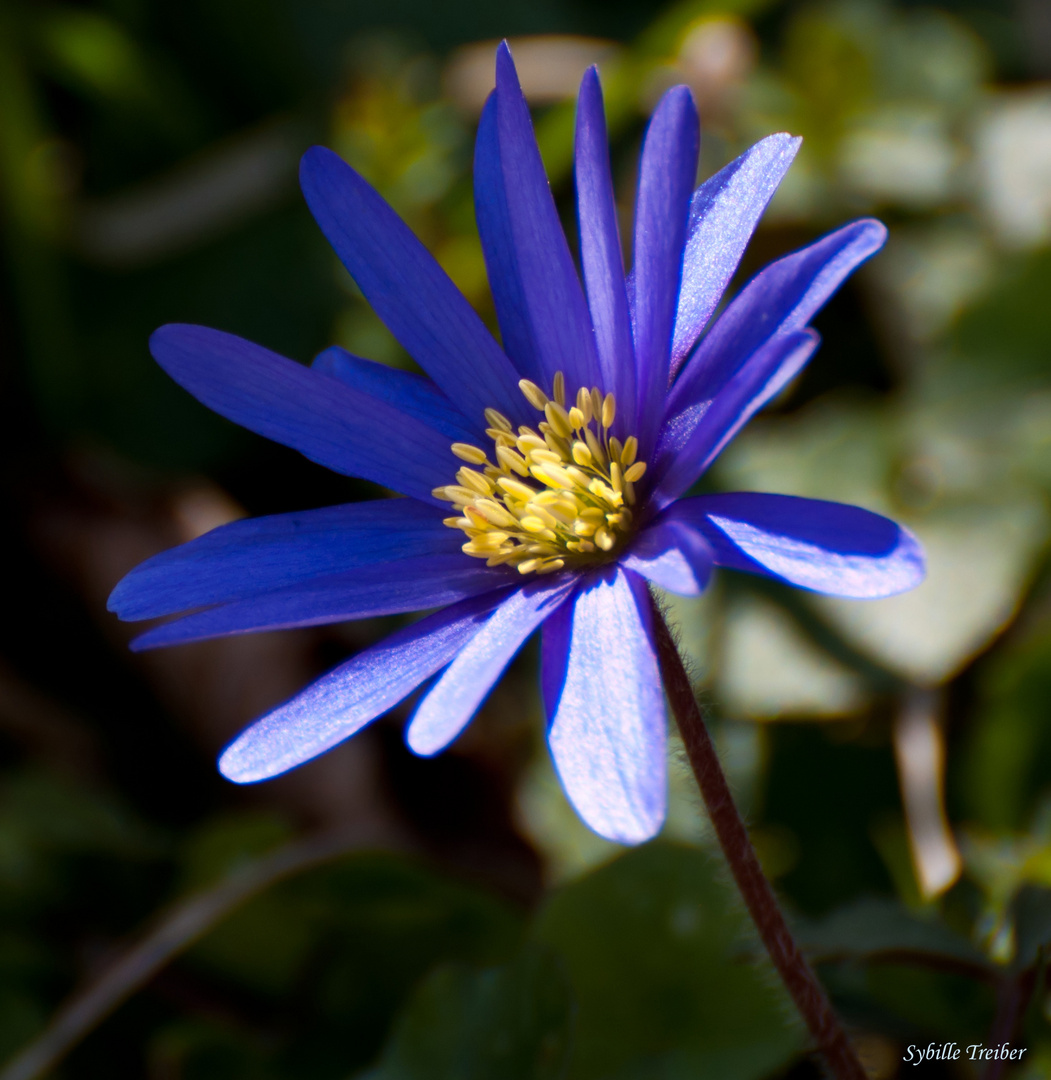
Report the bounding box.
[959,625,1051,831]
[533,842,802,1080]
[950,249,1051,382]
[795,897,991,973]
[363,947,572,1080]
[1011,886,1051,973]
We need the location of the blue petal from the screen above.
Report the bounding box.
[574,67,634,424]
[620,518,713,596]
[632,85,699,458]
[542,567,666,843]
[109,499,458,621]
[475,43,601,391]
[130,554,511,650]
[312,347,479,443]
[671,493,926,598]
[406,576,575,756]
[299,146,523,424]
[653,330,819,505]
[666,219,886,421]
[671,134,801,372]
[473,95,536,384]
[219,588,514,783]
[150,324,457,504]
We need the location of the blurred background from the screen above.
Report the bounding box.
[2,0,1051,1076]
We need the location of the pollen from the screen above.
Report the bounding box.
[434,373,647,575]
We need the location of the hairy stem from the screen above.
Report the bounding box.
[650,595,867,1080]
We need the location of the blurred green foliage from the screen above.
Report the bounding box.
[3,0,1051,1077]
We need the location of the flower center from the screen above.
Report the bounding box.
[433,372,647,576]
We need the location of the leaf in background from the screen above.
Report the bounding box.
[795,896,991,972]
[175,842,525,1072]
[717,397,1050,686]
[950,248,1051,381]
[1011,885,1051,973]
[361,947,572,1080]
[959,622,1051,831]
[32,7,203,144]
[533,843,802,1080]
[718,591,867,719]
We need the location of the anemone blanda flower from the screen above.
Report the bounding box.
[109,45,924,844]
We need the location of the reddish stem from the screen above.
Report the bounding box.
[650,596,867,1080]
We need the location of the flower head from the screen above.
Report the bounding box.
[109,45,924,844]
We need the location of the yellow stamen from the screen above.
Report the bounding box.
[435,371,649,575]
[484,408,512,432]
[457,468,493,495]
[571,441,592,467]
[544,401,573,439]
[451,443,488,464]
[518,380,548,409]
[553,371,566,406]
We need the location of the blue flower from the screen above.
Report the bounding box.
[109,46,924,844]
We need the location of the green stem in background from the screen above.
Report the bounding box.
[0,827,385,1080]
[650,594,868,1080]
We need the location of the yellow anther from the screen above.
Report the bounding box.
[486,428,516,447]
[496,445,530,477]
[584,427,606,466]
[519,379,549,410]
[531,463,575,490]
[475,500,518,527]
[535,503,565,526]
[542,429,570,457]
[553,371,566,406]
[571,441,592,467]
[435,485,477,504]
[517,433,548,455]
[457,468,494,495]
[497,477,536,502]
[474,531,510,549]
[544,401,573,440]
[484,408,512,432]
[576,387,593,423]
[451,443,488,464]
[438,373,648,575]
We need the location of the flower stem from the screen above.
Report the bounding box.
[649,595,867,1080]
